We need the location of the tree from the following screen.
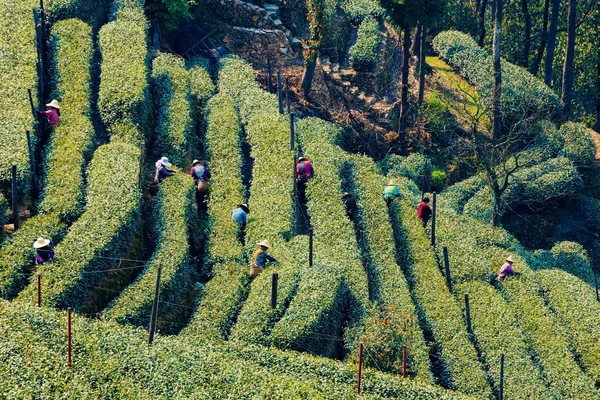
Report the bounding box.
[561,0,577,121]
[478,0,488,47]
[530,0,549,76]
[147,0,194,32]
[492,0,503,140]
[301,0,335,97]
[595,33,600,132]
[520,0,531,69]
[544,0,560,86]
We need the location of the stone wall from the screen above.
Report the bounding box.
[222,26,300,67]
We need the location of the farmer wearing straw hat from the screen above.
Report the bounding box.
[154,156,175,183]
[250,240,278,278]
[190,159,211,186]
[231,203,250,229]
[33,237,55,265]
[383,179,400,205]
[37,99,61,127]
[496,255,516,281]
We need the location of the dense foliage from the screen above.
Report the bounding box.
[349,16,381,72]
[341,0,385,25]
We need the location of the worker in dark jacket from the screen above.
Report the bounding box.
[37,99,61,127]
[296,157,314,205]
[190,159,211,185]
[33,237,55,265]
[155,157,175,183]
[417,197,432,227]
[342,192,356,219]
[231,203,250,229]
[250,240,278,278]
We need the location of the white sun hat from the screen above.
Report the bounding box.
[46,99,61,109]
[256,240,271,249]
[33,237,50,249]
[160,157,172,167]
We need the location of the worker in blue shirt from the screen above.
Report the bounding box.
[250,240,278,278]
[383,179,400,205]
[231,203,250,229]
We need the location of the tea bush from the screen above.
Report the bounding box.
[341,0,385,25]
[17,142,141,309]
[39,19,95,223]
[378,153,433,189]
[0,214,66,300]
[187,56,215,106]
[558,122,596,168]
[349,16,380,72]
[0,195,6,228]
[104,171,195,327]
[550,241,595,285]
[432,31,562,128]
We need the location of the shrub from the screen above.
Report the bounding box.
[379,153,433,188]
[534,120,564,155]
[558,122,596,168]
[187,56,215,106]
[17,142,142,309]
[98,6,150,144]
[104,171,195,328]
[39,19,95,223]
[550,241,595,285]
[0,194,6,228]
[152,53,195,166]
[0,0,39,200]
[0,214,66,300]
[44,0,110,28]
[432,31,562,128]
[431,170,447,192]
[440,175,486,213]
[388,200,492,397]
[341,0,385,25]
[349,16,380,72]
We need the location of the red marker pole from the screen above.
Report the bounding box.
[402,345,407,378]
[37,274,41,308]
[67,307,72,369]
[357,342,363,394]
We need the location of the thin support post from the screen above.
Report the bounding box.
[271,272,279,308]
[67,307,72,369]
[443,246,453,293]
[11,164,19,231]
[26,131,37,200]
[289,113,295,151]
[286,77,291,114]
[431,192,437,246]
[357,342,363,394]
[465,294,472,334]
[402,345,407,378]
[594,270,599,302]
[37,274,41,308]
[148,263,162,345]
[499,353,505,400]
[138,141,145,191]
[277,70,284,114]
[267,56,273,93]
[309,227,314,267]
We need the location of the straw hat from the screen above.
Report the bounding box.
[342,192,351,197]
[388,179,397,186]
[506,255,516,263]
[256,240,271,249]
[238,203,250,213]
[298,157,309,163]
[33,237,50,249]
[46,99,61,109]
[160,157,172,167]
[192,159,200,165]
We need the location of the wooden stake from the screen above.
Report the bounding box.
[37,274,41,308]
[67,307,72,369]
[286,77,291,114]
[431,192,437,246]
[271,272,279,308]
[148,263,162,345]
[402,345,407,378]
[289,113,295,151]
[267,55,273,93]
[465,294,472,334]
[309,227,314,267]
[277,70,283,114]
[357,342,363,394]
[443,246,453,293]
[26,131,37,200]
[594,270,599,302]
[499,353,505,400]
[11,164,19,231]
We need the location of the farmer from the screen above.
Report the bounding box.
[496,255,516,281]
[154,157,175,183]
[383,179,400,205]
[231,203,250,229]
[250,240,278,278]
[190,159,211,185]
[342,192,356,219]
[417,197,432,228]
[37,99,61,127]
[296,157,314,204]
[33,237,55,265]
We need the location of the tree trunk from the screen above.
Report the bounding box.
[544,0,560,86]
[595,34,600,132]
[561,0,576,121]
[301,57,317,98]
[492,191,501,227]
[521,0,531,69]
[418,25,427,105]
[492,0,503,140]
[412,24,421,59]
[530,0,549,75]
[478,0,489,47]
[398,23,411,153]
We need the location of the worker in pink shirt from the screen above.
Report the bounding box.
[37,99,61,127]
[496,255,516,281]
